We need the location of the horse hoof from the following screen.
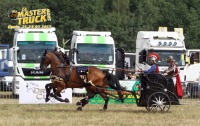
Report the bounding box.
[64,98,70,103]
[57,93,62,97]
[99,109,106,111]
[76,101,82,106]
[77,107,82,111]
[50,93,54,97]
[45,98,50,102]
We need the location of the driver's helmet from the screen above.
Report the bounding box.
[149,56,157,63]
[166,56,175,63]
[148,52,160,63]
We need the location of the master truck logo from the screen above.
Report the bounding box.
[8,7,52,29]
[8,9,18,20]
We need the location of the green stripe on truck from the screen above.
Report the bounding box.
[25,33,34,41]
[25,76,50,79]
[97,36,106,44]
[25,76,35,79]
[25,64,35,67]
[84,36,106,44]
[84,36,93,43]
[39,33,48,41]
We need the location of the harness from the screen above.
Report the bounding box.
[50,66,89,85]
[50,66,73,83]
[75,66,89,83]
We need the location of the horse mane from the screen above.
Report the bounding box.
[51,50,70,65]
[45,50,62,65]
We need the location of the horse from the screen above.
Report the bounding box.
[45,49,70,98]
[40,50,124,111]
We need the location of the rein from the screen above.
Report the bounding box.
[57,66,135,73]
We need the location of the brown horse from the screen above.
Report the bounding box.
[46,49,70,97]
[40,50,124,111]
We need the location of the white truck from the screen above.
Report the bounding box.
[11,27,64,97]
[135,30,186,83]
[183,49,200,98]
[69,31,118,95]
[69,31,116,69]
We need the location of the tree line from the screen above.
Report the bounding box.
[0,0,200,52]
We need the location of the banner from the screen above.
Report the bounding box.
[19,81,72,104]
[8,7,52,29]
[90,80,140,104]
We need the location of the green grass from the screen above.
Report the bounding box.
[0,98,200,126]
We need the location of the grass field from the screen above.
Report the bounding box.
[0,98,200,126]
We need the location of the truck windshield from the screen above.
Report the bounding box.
[17,41,56,63]
[149,50,185,66]
[76,43,114,65]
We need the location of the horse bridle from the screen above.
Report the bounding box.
[41,53,48,69]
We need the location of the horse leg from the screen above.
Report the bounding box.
[99,92,109,110]
[51,86,69,103]
[53,88,61,97]
[76,92,96,111]
[45,83,52,102]
[117,90,124,103]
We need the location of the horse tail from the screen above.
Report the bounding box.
[103,71,125,90]
[103,71,125,103]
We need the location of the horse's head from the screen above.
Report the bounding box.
[40,49,51,70]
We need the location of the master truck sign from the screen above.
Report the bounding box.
[8,7,52,29]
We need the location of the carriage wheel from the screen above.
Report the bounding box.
[146,92,171,112]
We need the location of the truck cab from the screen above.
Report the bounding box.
[69,31,116,72]
[12,27,63,96]
[135,30,186,82]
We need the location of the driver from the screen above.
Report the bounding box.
[138,52,160,74]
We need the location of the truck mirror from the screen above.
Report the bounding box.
[190,53,194,64]
[139,49,147,63]
[71,48,78,54]
[139,55,143,63]
[69,50,73,60]
[13,46,19,51]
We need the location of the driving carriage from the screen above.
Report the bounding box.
[40,49,179,112]
[122,73,180,112]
